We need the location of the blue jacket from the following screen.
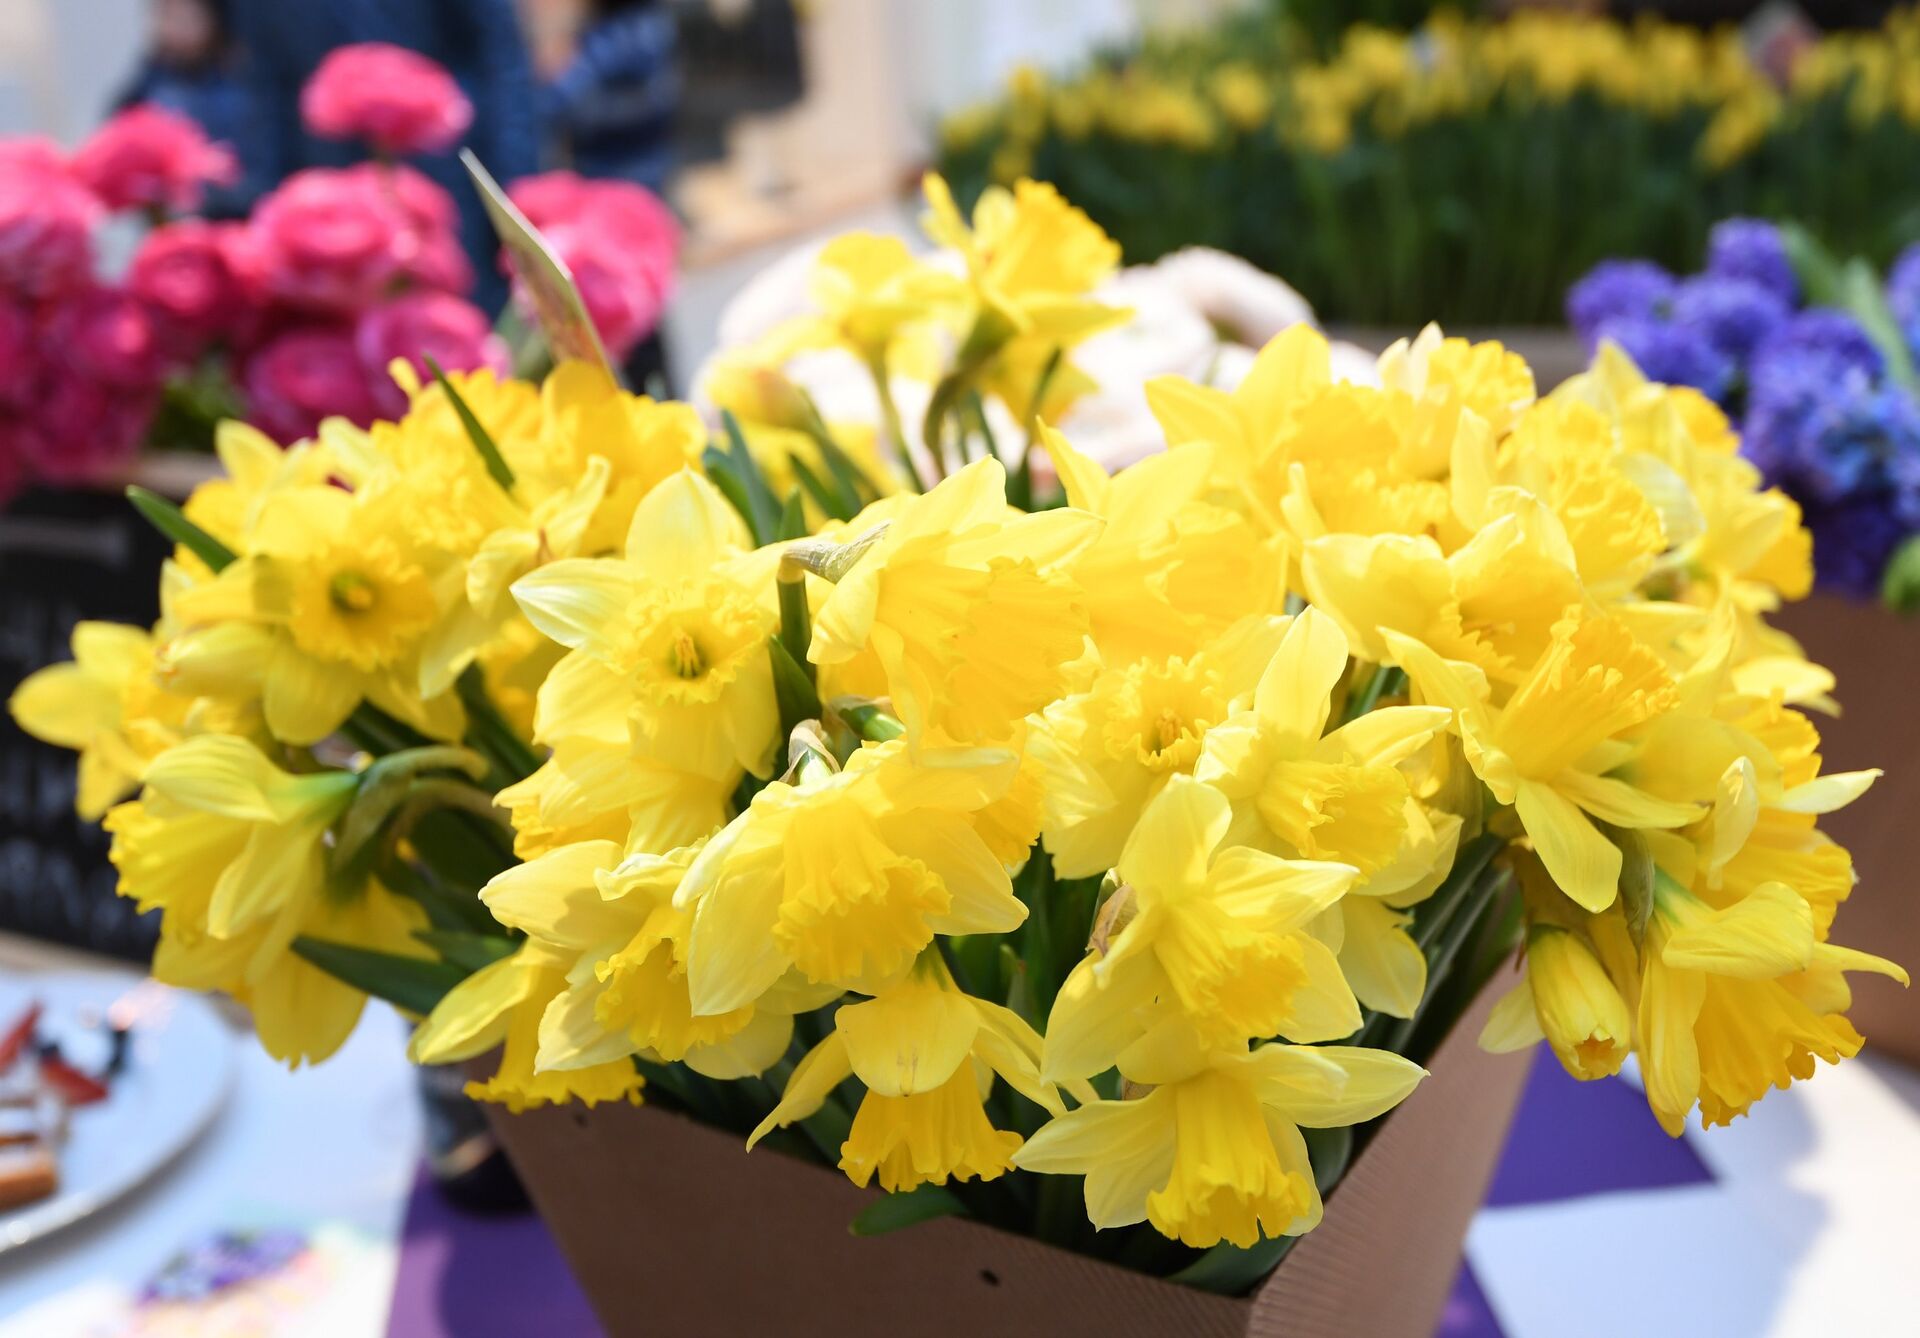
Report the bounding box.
[542,7,679,193]
[229,0,540,311]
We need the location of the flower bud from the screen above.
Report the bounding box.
[1528,925,1632,1081]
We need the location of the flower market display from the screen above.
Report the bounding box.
[938,7,1920,327]
[1569,217,1920,604]
[0,42,677,502]
[11,171,1908,1303]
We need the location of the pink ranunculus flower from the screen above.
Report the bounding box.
[361,162,459,234]
[540,222,669,361]
[17,369,156,485]
[0,299,41,406]
[128,220,258,346]
[47,286,171,389]
[354,291,508,417]
[346,164,472,295]
[406,228,474,297]
[70,105,237,214]
[301,43,474,157]
[243,324,381,443]
[0,146,100,300]
[507,172,680,360]
[249,167,416,313]
[0,137,68,175]
[505,172,595,228]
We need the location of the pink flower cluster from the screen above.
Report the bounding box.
[238,161,504,439]
[510,172,680,361]
[0,133,157,492]
[0,68,507,495]
[302,43,474,159]
[0,41,683,500]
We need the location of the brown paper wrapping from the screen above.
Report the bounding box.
[479,975,1528,1337]
[1773,592,1920,1065]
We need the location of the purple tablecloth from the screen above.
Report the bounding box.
[386,1049,1710,1337]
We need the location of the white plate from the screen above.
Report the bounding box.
[0,973,234,1253]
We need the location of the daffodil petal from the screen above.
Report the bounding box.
[1515,778,1620,912]
[1243,1042,1425,1127]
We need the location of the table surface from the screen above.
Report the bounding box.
[4,955,1918,1338]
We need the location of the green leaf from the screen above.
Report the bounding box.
[720,410,783,542]
[998,942,1038,1027]
[413,929,519,973]
[1169,1232,1296,1294]
[701,449,762,542]
[1883,534,1920,613]
[423,355,515,491]
[1839,259,1919,396]
[803,425,873,518]
[407,807,516,894]
[1780,222,1848,309]
[1015,856,1056,1008]
[291,937,468,1016]
[785,453,845,521]
[456,665,543,784]
[768,636,822,735]
[341,703,432,757]
[1302,1123,1353,1196]
[378,855,496,935]
[849,1183,967,1237]
[776,489,809,542]
[126,486,235,572]
[965,390,999,467]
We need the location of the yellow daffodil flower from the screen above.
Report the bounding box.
[921,173,1129,425]
[675,740,1028,1009]
[750,953,1059,1192]
[1197,608,1452,876]
[809,458,1102,747]
[1040,425,1283,665]
[1481,923,1633,1080]
[411,941,646,1113]
[10,621,190,818]
[1016,1018,1422,1247]
[474,839,833,1080]
[165,482,465,746]
[1030,614,1290,878]
[513,469,780,787]
[1389,613,1700,912]
[1043,776,1361,1082]
[1637,879,1907,1135]
[105,735,424,1066]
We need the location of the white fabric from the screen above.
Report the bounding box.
[1468,1055,1920,1337]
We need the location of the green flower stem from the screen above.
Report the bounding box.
[776,567,816,690]
[865,353,927,493]
[455,667,542,785]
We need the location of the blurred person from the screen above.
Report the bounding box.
[228,0,541,311]
[116,0,252,215]
[541,0,680,195]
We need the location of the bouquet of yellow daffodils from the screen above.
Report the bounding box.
[12,173,1905,1293]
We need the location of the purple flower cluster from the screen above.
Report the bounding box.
[1565,259,1675,337]
[1706,217,1800,307]
[1568,218,1920,597]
